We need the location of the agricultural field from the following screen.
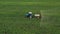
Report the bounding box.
[0,1,60,34]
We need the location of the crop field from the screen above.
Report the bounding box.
[0,1,60,34]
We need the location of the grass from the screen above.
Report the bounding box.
[0,1,60,34]
[0,0,60,2]
[0,2,60,6]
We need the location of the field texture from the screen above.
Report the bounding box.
[0,1,60,34]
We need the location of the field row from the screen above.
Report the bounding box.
[0,2,60,6]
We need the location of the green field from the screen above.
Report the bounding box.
[0,1,60,34]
